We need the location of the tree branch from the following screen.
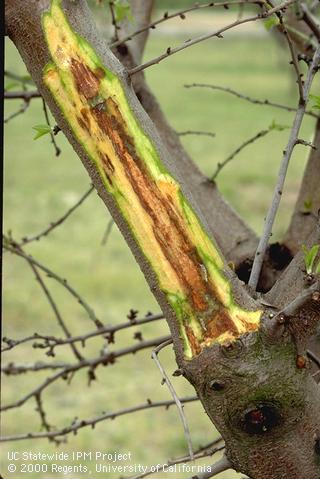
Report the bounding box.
[108,1,119,41]
[4,98,30,123]
[266,278,320,348]
[184,83,318,119]
[301,2,320,41]
[112,1,265,51]
[4,90,41,100]
[178,130,216,139]
[4,236,102,327]
[152,340,194,460]
[1,335,171,411]
[101,217,114,245]
[276,280,320,318]
[41,98,61,156]
[210,128,271,181]
[248,45,320,291]
[0,395,198,442]
[189,455,232,479]
[25,256,83,361]
[128,0,296,75]
[2,312,164,353]
[5,2,320,476]
[126,440,224,479]
[19,186,94,246]
[269,0,304,102]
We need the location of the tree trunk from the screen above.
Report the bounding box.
[5,1,320,477]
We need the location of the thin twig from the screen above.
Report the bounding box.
[152,339,194,461]
[128,0,296,75]
[2,333,172,375]
[0,395,198,442]
[178,130,216,138]
[280,280,320,317]
[307,349,320,368]
[20,186,94,246]
[168,440,223,467]
[4,99,30,123]
[211,128,270,181]
[2,361,77,374]
[25,255,83,361]
[268,0,304,101]
[111,0,265,49]
[4,237,101,327]
[248,45,320,290]
[35,394,51,433]
[101,218,114,246]
[109,1,119,41]
[128,441,224,479]
[34,394,62,445]
[42,99,61,157]
[301,2,320,41]
[189,455,232,479]
[295,138,317,148]
[4,90,41,100]
[184,84,318,119]
[1,313,164,353]
[1,335,171,411]
[283,29,304,102]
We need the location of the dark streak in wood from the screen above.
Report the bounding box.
[206,309,239,339]
[69,57,239,348]
[71,58,99,99]
[185,324,202,356]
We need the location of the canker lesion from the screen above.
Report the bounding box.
[42,0,262,358]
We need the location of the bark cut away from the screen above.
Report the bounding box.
[5,1,320,478]
[42,0,261,359]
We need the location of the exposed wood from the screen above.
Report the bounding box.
[112,27,260,270]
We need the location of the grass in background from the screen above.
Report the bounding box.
[2,12,319,479]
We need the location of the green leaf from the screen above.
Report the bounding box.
[309,94,320,110]
[269,120,290,131]
[302,244,320,274]
[113,0,132,23]
[263,16,279,31]
[5,81,20,91]
[32,124,52,140]
[303,198,313,212]
[315,260,320,275]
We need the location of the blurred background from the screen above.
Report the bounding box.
[2,1,319,478]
